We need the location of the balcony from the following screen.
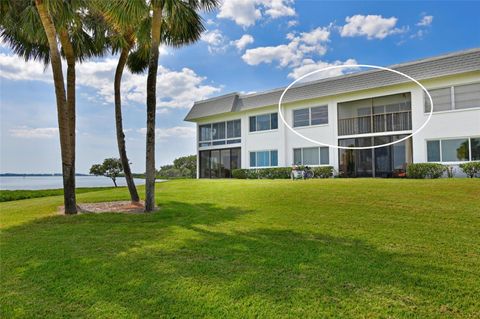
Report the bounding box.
[338,110,412,136]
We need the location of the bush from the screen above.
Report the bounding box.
[257,167,292,179]
[232,169,247,179]
[459,161,480,178]
[406,163,446,179]
[232,167,291,179]
[232,167,335,179]
[312,166,334,178]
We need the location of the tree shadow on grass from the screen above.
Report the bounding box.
[1,201,474,318]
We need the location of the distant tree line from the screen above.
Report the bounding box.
[156,155,196,179]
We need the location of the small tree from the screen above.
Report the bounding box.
[90,158,123,187]
[173,155,197,178]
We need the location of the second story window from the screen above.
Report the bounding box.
[199,119,241,147]
[293,105,328,127]
[249,113,278,132]
[425,82,480,112]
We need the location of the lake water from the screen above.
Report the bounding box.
[0,176,146,190]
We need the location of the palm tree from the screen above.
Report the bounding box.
[144,0,219,212]
[91,1,146,204]
[98,0,218,211]
[1,0,100,214]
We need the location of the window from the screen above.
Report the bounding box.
[212,122,225,140]
[425,87,452,112]
[472,138,480,161]
[441,139,469,162]
[293,109,309,127]
[250,150,278,167]
[427,137,479,162]
[199,125,212,142]
[425,82,480,112]
[199,148,241,178]
[427,140,440,162]
[455,83,480,110]
[293,105,328,127]
[293,147,329,165]
[227,120,241,138]
[249,113,278,132]
[199,120,241,147]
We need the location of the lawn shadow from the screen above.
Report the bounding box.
[1,200,472,318]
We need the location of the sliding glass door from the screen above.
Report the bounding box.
[199,148,241,178]
[339,135,412,177]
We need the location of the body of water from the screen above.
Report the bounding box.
[0,176,146,190]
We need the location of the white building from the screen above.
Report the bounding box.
[185,48,480,178]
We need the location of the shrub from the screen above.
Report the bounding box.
[406,163,446,179]
[257,167,292,179]
[459,161,480,178]
[232,167,291,179]
[312,166,334,178]
[232,169,247,179]
[246,170,259,179]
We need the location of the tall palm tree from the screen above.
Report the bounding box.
[144,0,218,212]
[98,0,218,211]
[91,1,146,204]
[1,0,100,214]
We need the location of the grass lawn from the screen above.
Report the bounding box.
[1,179,479,318]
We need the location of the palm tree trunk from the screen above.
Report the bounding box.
[59,29,77,214]
[115,46,140,203]
[35,0,77,214]
[144,4,163,212]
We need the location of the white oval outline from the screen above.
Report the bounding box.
[278,64,433,150]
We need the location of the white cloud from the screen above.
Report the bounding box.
[201,29,228,53]
[242,26,330,67]
[9,127,59,139]
[0,53,221,110]
[232,34,254,50]
[217,0,295,27]
[340,15,405,39]
[137,126,196,140]
[243,43,301,67]
[261,0,296,18]
[218,0,261,28]
[417,15,433,26]
[0,53,51,82]
[410,29,427,39]
[288,58,358,80]
[299,27,330,44]
[287,20,299,28]
[206,19,217,26]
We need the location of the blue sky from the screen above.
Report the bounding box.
[1,0,479,174]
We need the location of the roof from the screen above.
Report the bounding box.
[185,48,480,121]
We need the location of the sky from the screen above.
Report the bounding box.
[1,0,479,174]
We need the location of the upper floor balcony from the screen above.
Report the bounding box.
[337,92,412,136]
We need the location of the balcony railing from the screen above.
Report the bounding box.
[338,110,412,136]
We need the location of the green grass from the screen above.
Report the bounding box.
[0,187,115,202]
[1,179,479,318]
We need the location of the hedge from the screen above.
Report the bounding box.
[312,166,334,178]
[232,166,334,179]
[232,167,291,179]
[459,161,480,178]
[406,163,446,179]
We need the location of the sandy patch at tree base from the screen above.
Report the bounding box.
[58,201,159,214]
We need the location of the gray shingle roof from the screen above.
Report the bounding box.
[185,48,480,121]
